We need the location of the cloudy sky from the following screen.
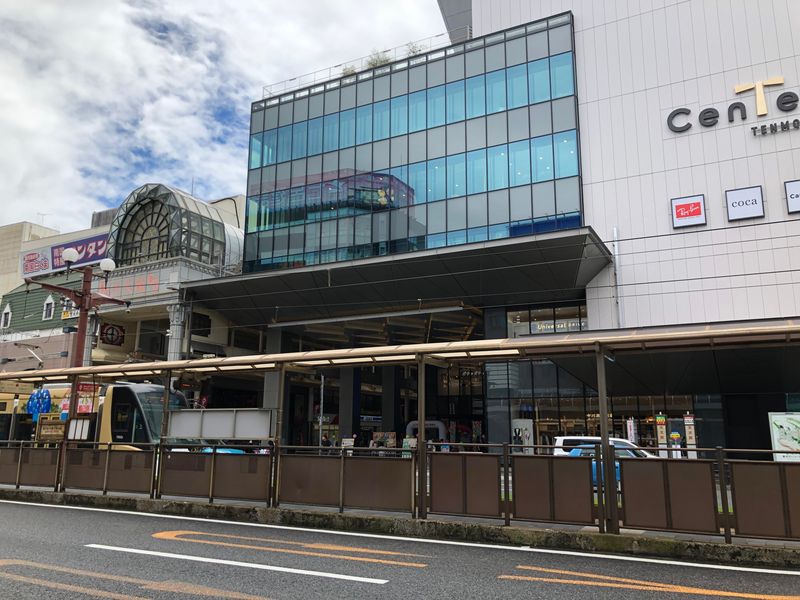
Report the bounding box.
[0,0,446,233]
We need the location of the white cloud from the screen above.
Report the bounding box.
[0,0,445,232]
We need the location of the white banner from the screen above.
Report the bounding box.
[725,185,764,221]
[768,412,800,462]
[785,179,800,214]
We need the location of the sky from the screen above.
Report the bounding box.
[0,0,446,233]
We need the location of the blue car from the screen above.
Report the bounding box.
[567,445,642,486]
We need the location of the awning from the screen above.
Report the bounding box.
[1,317,799,382]
[182,227,612,327]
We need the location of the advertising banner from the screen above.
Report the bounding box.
[670,194,706,228]
[76,382,99,414]
[21,233,108,277]
[768,412,800,462]
[725,185,764,221]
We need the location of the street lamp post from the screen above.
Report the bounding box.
[25,250,129,444]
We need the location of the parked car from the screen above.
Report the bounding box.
[567,444,645,486]
[553,435,657,457]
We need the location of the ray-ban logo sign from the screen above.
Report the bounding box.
[667,76,799,136]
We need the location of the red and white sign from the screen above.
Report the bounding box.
[670,194,706,228]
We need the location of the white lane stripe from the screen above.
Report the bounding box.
[2,500,798,577]
[85,544,388,585]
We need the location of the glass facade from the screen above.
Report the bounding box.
[245,21,580,272]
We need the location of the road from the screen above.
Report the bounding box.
[0,500,797,599]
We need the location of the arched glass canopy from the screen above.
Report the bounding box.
[107,184,242,268]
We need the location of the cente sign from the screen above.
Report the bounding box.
[667,76,799,135]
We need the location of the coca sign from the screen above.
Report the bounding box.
[670,194,706,228]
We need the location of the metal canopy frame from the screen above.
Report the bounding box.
[1,317,798,383]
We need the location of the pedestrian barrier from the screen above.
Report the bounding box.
[429,452,502,517]
[276,447,413,514]
[1,441,799,544]
[619,457,719,534]
[512,453,595,525]
[729,458,800,539]
[0,445,20,485]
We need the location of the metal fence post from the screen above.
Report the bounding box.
[338,447,346,514]
[56,442,66,492]
[14,442,23,490]
[156,445,166,499]
[605,442,620,533]
[595,442,605,534]
[101,443,111,496]
[266,452,273,509]
[503,443,511,526]
[149,446,158,499]
[410,450,417,518]
[208,446,217,504]
[716,446,732,544]
[273,447,281,508]
[418,440,427,519]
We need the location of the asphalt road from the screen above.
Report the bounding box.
[0,500,798,600]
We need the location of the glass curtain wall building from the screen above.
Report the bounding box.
[245,16,580,272]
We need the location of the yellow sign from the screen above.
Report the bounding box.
[36,414,65,442]
[0,381,35,395]
[735,76,784,116]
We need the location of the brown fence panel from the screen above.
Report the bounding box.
[107,450,154,494]
[464,454,501,517]
[787,465,800,538]
[19,447,58,488]
[429,453,501,517]
[666,460,718,533]
[64,448,105,491]
[621,459,717,534]
[512,456,552,521]
[344,457,412,512]
[278,455,339,506]
[0,447,20,485]
[551,457,594,524]
[160,451,212,498]
[620,459,667,529]
[214,454,271,502]
[429,453,464,514]
[730,462,787,538]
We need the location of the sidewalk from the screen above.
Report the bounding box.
[1,485,798,569]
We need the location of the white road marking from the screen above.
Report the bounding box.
[85,544,388,585]
[2,500,799,577]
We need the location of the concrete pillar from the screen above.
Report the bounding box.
[166,304,186,361]
[338,368,360,441]
[381,366,402,436]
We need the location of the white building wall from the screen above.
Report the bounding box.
[470,0,800,329]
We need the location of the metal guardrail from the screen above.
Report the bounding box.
[0,441,798,543]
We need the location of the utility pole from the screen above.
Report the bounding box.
[25,250,129,482]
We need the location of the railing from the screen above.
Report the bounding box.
[261,26,472,100]
[1,441,798,543]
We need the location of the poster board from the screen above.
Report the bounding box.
[769,412,800,462]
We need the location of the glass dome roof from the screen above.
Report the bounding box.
[107,183,241,269]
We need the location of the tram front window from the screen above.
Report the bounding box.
[110,386,188,444]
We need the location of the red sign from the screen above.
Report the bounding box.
[674,201,701,219]
[670,194,706,228]
[21,251,50,275]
